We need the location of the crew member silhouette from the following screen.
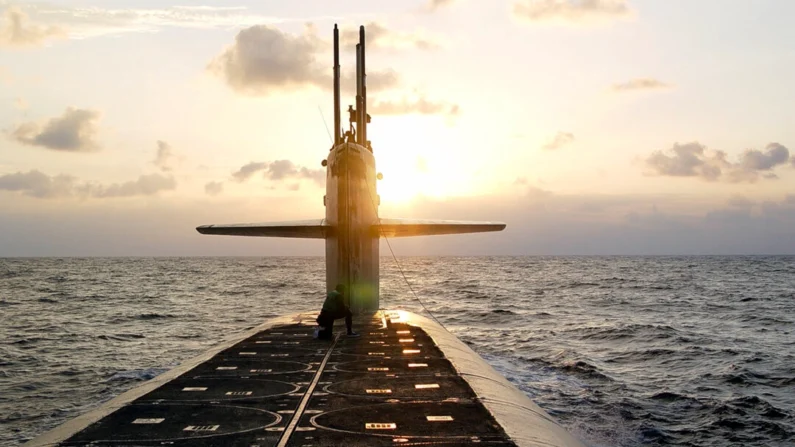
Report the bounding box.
[316,284,359,339]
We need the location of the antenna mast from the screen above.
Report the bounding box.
[354,27,368,147]
[333,24,341,146]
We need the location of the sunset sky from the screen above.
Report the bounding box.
[1,0,794,256]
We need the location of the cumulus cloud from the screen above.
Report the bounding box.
[542,132,575,150]
[0,6,65,47]
[341,22,439,51]
[204,181,223,196]
[208,24,327,96]
[153,140,176,172]
[727,143,790,183]
[369,96,460,116]
[231,160,325,186]
[0,170,175,199]
[10,107,101,152]
[209,24,410,96]
[644,141,791,183]
[231,162,270,182]
[513,0,632,23]
[612,78,671,92]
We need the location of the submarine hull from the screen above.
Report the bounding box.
[25,310,584,447]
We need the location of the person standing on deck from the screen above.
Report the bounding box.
[316,284,359,339]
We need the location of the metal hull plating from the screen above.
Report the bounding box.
[325,142,379,312]
[24,311,585,447]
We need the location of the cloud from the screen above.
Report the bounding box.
[10,107,101,152]
[644,141,791,183]
[727,143,791,183]
[369,96,460,116]
[513,0,632,24]
[90,173,176,198]
[0,170,77,198]
[208,24,327,96]
[153,140,175,172]
[612,78,671,92]
[542,132,575,150]
[209,24,406,96]
[4,4,301,40]
[0,6,65,48]
[204,181,223,196]
[0,170,175,199]
[4,186,795,255]
[231,160,325,186]
[231,162,269,182]
[341,22,439,51]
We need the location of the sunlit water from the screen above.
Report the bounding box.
[1,257,793,446]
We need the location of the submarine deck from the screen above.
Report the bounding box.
[27,310,583,447]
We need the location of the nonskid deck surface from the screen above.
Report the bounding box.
[58,312,517,446]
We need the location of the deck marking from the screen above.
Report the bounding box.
[427,415,454,421]
[181,387,207,391]
[403,349,421,354]
[225,391,252,396]
[183,425,219,432]
[216,366,237,370]
[415,383,440,389]
[276,333,338,447]
[408,363,428,368]
[399,338,415,343]
[132,418,164,424]
[365,423,396,430]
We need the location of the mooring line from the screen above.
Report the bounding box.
[276,333,338,447]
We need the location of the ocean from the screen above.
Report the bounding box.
[0,256,793,446]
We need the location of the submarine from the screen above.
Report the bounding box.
[25,25,585,447]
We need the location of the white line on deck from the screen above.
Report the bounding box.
[276,333,338,447]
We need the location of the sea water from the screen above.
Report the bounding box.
[1,256,793,446]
